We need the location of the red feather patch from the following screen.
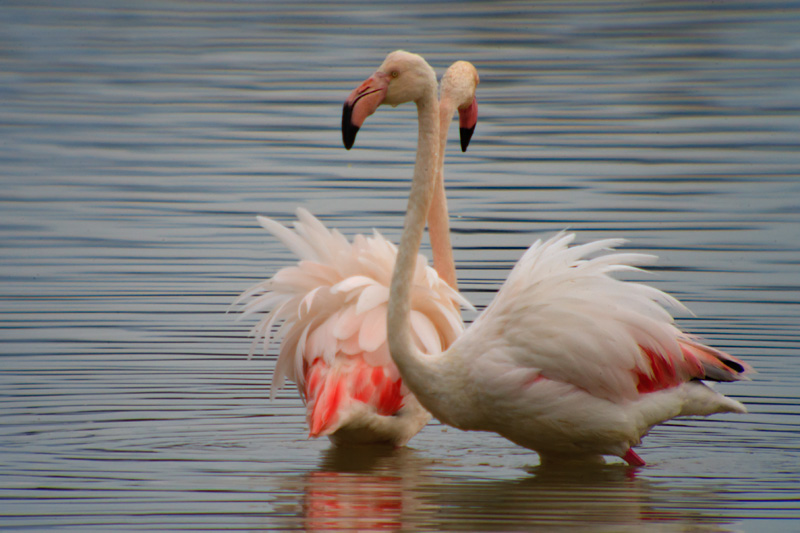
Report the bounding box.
[304,356,405,437]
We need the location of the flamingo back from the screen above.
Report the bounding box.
[236,208,469,436]
[458,232,750,405]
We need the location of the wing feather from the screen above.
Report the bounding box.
[454,233,715,402]
[359,305,388,354]
[236,210,468,406]
[356,284,390,315]
[257,215,317,261]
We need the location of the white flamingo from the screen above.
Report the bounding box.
[236,61,479,446]
[342,50,751,466]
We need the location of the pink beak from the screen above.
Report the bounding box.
[458,97,478,152]
[342,72,390,150]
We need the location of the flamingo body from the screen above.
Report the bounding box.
[237,208,469,445]
[402,233,748,461]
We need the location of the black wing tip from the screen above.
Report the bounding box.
[723,359,746,374]
[342,103,358,150]
[460,126,475,152]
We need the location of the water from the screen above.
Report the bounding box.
[1,1,799,530]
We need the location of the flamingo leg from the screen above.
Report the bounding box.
[623,448,646,467]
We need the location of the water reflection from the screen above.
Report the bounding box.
[301,446,428,532]
[287,446,737,532]
[424,465,736,532]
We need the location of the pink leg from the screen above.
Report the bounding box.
[623,448,646,467]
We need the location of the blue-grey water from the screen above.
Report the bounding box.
[1,1,799,531]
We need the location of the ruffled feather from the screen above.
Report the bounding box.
[236,208,467,401]
[461,232,749,404]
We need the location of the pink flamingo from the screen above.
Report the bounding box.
[342,50,751,466]
[236,61,479,446]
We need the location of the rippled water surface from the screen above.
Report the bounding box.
[2,1,799,531]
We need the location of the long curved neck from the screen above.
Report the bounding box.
[427,96,458,291]
[388,88,442,392]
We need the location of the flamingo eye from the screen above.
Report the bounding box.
[391,70,399,79]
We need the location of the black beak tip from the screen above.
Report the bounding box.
[342,103,358,150]
[460,126,475,152]
[343,125,359,150]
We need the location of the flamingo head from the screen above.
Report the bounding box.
[440,60,480,152]
[342,50,438,150]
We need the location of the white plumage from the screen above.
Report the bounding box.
[235,208,469,445]
[427,233,747,460]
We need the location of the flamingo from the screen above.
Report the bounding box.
[342,50,751,466]
[236,61,479,446]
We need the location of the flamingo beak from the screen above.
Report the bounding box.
[342,73,389,150]
[458,97,478,152]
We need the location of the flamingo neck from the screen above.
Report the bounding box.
[427,97,458,291]
[388,88,441,392]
